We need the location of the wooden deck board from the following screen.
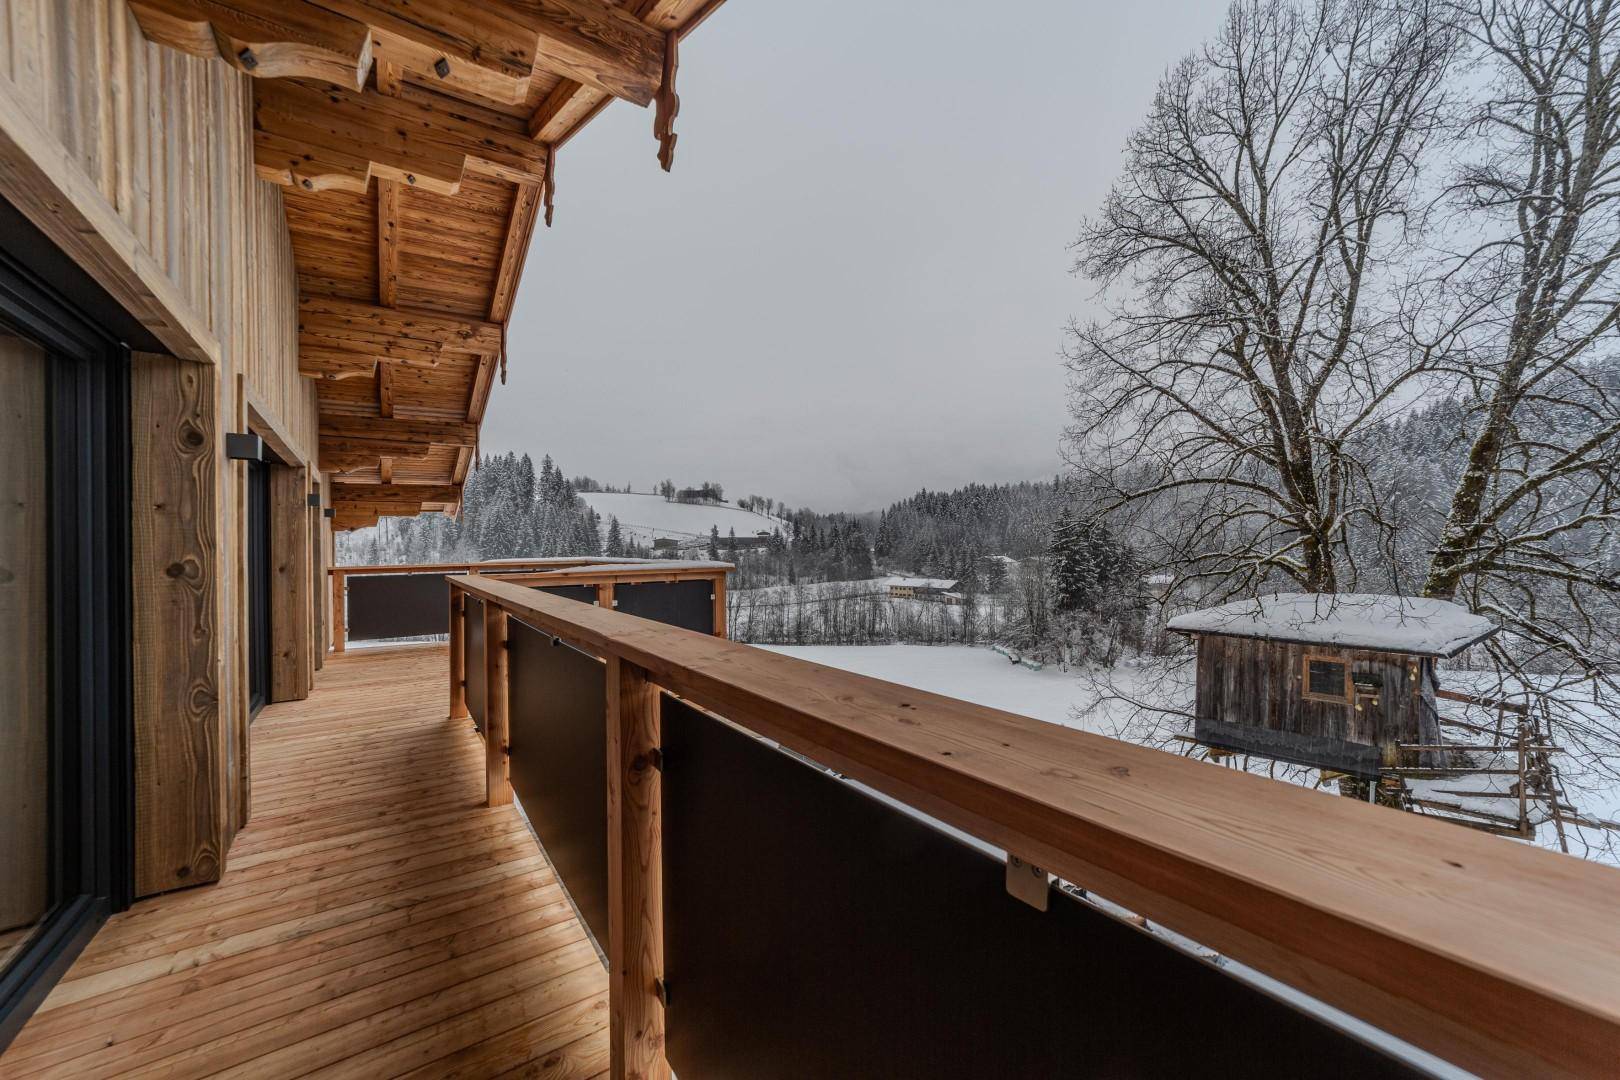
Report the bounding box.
[4,645,608,1079]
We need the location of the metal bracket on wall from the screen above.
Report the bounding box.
[1006,854,1051,912]
[654,977,670,1007]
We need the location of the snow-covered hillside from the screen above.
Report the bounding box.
[579,491,786,547]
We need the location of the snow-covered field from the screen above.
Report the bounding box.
[761,642,1620,866]
[578,491,785,547]
[758,643,1109,731]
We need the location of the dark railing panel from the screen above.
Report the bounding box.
[346,572,450,641]
[614,579,712,634]
[534,584,599,605]
[507,618,610,946]
[464,595,485,729]
[660,696,1416,1079]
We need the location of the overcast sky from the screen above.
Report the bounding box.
[483,1,1223,511]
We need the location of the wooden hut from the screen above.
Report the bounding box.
[1168,594,1498,777]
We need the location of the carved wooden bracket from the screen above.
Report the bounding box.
[542,146,556,228]
[654,30,679,172]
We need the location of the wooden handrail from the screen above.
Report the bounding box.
[449,573,1620,1078]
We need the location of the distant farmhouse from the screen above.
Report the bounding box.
[1168,594,1498,778]
[886,576,964,605]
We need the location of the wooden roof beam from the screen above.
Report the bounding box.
[255,80,548,195]
[299,295,501,380]
[129,0,374,90]
[330,482,462,507]
[319,415,479,447]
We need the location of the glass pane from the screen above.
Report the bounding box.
[1308,659,1346,699]
[0,330,50,968]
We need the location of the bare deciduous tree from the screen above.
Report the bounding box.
[1065,0,1460,595]
[1417,0,1620,833]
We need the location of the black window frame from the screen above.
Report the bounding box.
[0,224,135,1052]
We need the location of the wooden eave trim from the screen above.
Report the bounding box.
[242,375,315,466]
[0,78,220,364]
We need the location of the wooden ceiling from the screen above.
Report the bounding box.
[130,0,723,530]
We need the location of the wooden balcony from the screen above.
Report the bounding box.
[4,567,1619,1078]
[3,644,610,1079]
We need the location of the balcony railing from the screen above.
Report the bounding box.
[329,558,730,651]
[448,571,1620,1078]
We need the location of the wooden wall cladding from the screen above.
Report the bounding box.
[0,1,322,894]
[131,353,225,897]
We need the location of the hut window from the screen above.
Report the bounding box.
[1303,653,1350,702]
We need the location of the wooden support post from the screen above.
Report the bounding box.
[711,571,727,638]
[484,600,511,806]
[269,465,312,703]
[597,581,614,610]
[449,587,469,721]
[331,569,346,652]
[131,353,225,896]
[606,656,668,1080]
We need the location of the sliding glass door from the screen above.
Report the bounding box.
[0,332,50,973]
[0,234,133,1051]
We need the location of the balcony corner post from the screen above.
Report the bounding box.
[448,585,469,722]
[484,600,511,806]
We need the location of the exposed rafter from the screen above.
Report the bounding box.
[376,178,399,305]
[329,482,462,507]
[254,80,548,195]
[299,295,501,380]
[489,182,542,323]
[321,417,475,475]
[376,361,394,416]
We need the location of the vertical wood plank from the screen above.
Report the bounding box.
[448,586,468,721]
[483,601,511,806]
[132,351,224,897]
[605,656,668,1080]
[597,582,614,610]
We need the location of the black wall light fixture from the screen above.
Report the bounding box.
[322,508,336,519]
[225,433,264,461]
[306,493,322,508]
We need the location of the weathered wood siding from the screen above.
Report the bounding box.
[1195,635,1431,766]
[0,0,319,894]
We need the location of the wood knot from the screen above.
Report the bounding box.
[165,561,188,578]
[180,423,206,449]
[1110,765,1130,779]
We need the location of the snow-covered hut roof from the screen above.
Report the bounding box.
[1165,593,1498,657]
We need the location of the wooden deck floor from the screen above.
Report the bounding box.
[4,645,609,1079]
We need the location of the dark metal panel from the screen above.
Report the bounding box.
[532,584,599,605]
[1196,716,1382,778]
[464,595,485,730]
[507,620,609,947]
[661,698,1418,1079]
[346,572,451,642]
[613,579,712,634]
